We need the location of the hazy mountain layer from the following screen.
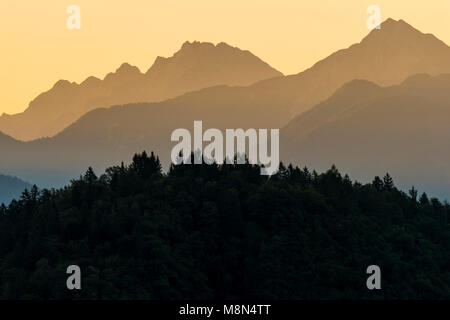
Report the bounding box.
[3,18,450,142]
[2,73,450,199]
[0,174,31,205]
[251,18,450,115]
[0,84,294,188]
[1,19,450,199]
[0,42,282,141]
[281,74,450,199]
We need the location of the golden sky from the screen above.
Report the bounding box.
[1,0,450,115]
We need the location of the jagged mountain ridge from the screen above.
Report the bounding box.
[0,41,282,141]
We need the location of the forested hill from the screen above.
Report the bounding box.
[0,152,449,299]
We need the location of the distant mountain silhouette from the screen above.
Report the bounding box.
[251,18,450,115]
[0,41,282,141]
[0,173,31,205]
[281,73,450,198]
[0,84,294,187]
[2,18,450,198]
[2,73,450,199]
[4,18,448,142]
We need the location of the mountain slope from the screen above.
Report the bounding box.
[0,84,294,187]
[0,41,282,141]
[0,174,31,205]
[251,18,450,115]
[281,74,450,198]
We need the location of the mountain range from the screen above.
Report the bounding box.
[1,18,450,198]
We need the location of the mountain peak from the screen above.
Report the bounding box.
[177,41,240,55]
[181,40,215,49]
[381,17,405,27]
[116,62,141,75]
[104,63,142,83]
[356,18,450,64]
[362,18,423,42]
[53,79,75,89]
[383,18,418,31]
[146,40,282,80]
[80,76,101,87]
[400,73,450,88]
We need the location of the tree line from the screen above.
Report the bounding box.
[0,151,449,299]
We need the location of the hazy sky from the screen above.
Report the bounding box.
[1,0,450,114]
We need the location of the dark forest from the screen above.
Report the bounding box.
[0,152,448,299]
